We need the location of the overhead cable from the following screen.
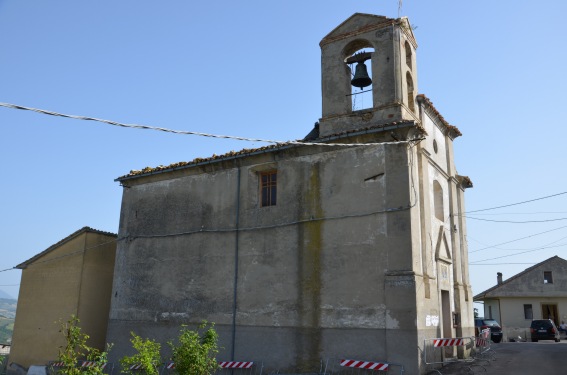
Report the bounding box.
[469,263,536,266]
[464,191,567,214]
[468,225,567,253]
[0,102,419,147]
[470,245,559,263]
[465,216,567,223]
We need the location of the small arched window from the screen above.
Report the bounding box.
[406,72,415,113]
[405,41,412,69]
[433,181,444,221]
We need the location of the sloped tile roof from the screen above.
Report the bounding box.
[117,119,423,181]
[473,256,566,300]
[416,94,462,138]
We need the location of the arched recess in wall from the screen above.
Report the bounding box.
[406,72,415,114]
[433,180,444,221]
[343,40,375,112]
[404,41,412,69]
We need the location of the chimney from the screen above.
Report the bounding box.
[497,272,503,285]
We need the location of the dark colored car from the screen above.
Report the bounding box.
[475,318,503,343]
[530,319,560,342]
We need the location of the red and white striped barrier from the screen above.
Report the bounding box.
[432,338,465,347]
[51,362,65,367]
[165,362,175,369]
[219,362,254,369]
[80,362,108,369]
[129,364,144,370]
[340,359,389,371]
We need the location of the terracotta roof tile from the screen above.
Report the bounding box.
[416,94,462,138]
[117,120,423,180]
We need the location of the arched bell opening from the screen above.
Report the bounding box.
[343,41,375,112]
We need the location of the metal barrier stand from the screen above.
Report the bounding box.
[322,358,404,375]
[48,361,114,375]
[473,329,495,366]
[160,360,263,375]
[423,337,478,375]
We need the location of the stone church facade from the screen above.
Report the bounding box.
[106,14,474,374]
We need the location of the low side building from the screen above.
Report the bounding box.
[9,227,116,370]
[473,256,567,341]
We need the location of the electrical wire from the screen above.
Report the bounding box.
[469,263,536,266]
[469,236,567,263]
[18,239,116,269]
[468,225,567,254]
[0,102,420,148]
[470,244,561,263]
[464,191,567,214]
[464,211,567,216]
[465,216,567,224]
[0,268,15,273]
[120,203,413,242]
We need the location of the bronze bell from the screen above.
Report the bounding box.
[351,62,372,89]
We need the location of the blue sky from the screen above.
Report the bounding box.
[1,0,566,315]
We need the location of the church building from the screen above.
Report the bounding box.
[106,14,474,375]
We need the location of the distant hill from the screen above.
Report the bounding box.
[0,299,16,319]
[0,299,16,344]
[0,290,14,300]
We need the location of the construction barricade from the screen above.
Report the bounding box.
[48,361,114,375]
[321,358,404,375]
[473,329,494,364]
[161,361,262,375]
[423,337,479,374]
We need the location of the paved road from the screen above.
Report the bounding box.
[432,341,567,374]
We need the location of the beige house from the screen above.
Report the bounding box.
[9,227,116,369]
[473,256,567,341]
[106,14,474,375]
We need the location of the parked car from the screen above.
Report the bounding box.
[530,319,560,342]
[475,318,503,343]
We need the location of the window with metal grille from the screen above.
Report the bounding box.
[260,171,277,207]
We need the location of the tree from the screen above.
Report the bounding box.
[120,333,162,375]
[169,322,220,375]
[55,315,112,375]
[1,355,7,374]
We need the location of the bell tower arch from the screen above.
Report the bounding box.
[318,14,418,137]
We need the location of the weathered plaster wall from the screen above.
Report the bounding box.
[319,16,418,137]
[107,143,420,372]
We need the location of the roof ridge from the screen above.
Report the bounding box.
[16,227,117,269]
[473,255,564,299]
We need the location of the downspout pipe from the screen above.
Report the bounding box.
[231,167,241,360]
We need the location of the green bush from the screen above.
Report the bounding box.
[120,333,162,375]
[169,322,219,375]
[54,315,112,375]
[1,355,7,375]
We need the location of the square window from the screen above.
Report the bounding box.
[544,271,553,284]
[260,171,277,207]
[524,304,533,319]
